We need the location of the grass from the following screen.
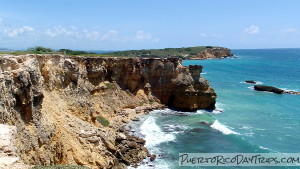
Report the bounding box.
[31,165,90,169]
[96,115,110,126]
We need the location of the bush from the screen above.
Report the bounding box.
[27,46,53,52]
[96,116,110,126]
[105,82,114,89]
[184,48,192,51]
[58,49,94,55]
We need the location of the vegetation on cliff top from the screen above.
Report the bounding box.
[0,46,97,56]
[0,45,228,59]
[104,46,215,58]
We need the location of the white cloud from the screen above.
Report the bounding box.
[133,30,160,42]
[136,30,152,40]
[211,34,223,37]
[0,19,161,48]
[44,25,80,38]
[152,38,160,43]
[101,30,118,41]
[44,26,120,41]
[70,25,78,30]
[200,33,207,37]
[2,25,35,38]
[44,29,56,37]
[280,28,298,34]
[244,25,260,34]
[84,29,101,40]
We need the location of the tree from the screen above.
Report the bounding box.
[27,46,53,52]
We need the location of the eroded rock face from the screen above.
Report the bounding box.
[191,47,233,59]
[0,54,216,168]
[74,57,216,110]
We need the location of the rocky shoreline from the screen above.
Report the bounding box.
[189,47,233,60]
[0,54,216,168]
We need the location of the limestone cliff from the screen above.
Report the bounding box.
[190,47,233,59]
[0,54,216,168]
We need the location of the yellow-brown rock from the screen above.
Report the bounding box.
[0,54,216,168]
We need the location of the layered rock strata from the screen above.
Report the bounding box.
[0,54,216,168]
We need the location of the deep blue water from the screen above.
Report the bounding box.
[130,49,300,169]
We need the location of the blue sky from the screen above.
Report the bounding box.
[1,0,300,50]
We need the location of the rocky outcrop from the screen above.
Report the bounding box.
[254,85,300,95]
[76,57,216,111]
[245,80,257,84]
[190,47,233,60]
[254,85,284,94]
[0,54,216,168]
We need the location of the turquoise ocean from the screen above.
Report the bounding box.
[130,49,300,169]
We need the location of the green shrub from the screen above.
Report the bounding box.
[58,49,95,55]
[27,46,53,52]
[105,82,114,89]
[96,116,110,126]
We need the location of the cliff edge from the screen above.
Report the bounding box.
[105,46,233,60]
[190,47,233,60]
[0,54,216,168]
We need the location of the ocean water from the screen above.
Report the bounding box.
[130,49,300,169]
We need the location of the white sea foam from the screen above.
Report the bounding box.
[140,116,175,147]
[240,125,253,130]
[201,72,207,75]
[212,102,225,114]
[259,146,278,153]
[150,108,173,114]
[195,110,205,114]
[162,124,188,134]
[210,120,239,135]
[280,88,299,92]
[247,86,254,90]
